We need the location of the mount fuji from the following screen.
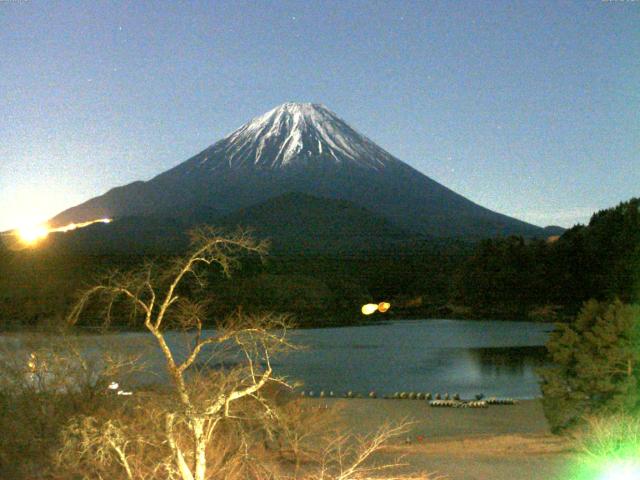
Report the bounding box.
[51,103,544,240]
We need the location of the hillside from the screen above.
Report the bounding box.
[50,103,545,239]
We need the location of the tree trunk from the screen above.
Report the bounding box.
[166,413,195,480]
[192,416,207,480]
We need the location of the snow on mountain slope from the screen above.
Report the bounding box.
[50,102,545,239]
[183,102,398,171]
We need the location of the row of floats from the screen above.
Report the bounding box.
[299,389,518,408]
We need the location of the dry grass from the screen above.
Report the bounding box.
[0,331,145,479]
[389,433,572,457]
[52,386,428,480]
[1,230,434,479]
[0,363,429,479]
[572,413,640,463]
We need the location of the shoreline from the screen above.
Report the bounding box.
[305,397,574,480]
[307,398,552,440]
[0,315,559,335]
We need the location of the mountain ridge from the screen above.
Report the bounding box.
[51,102,545,239]
[44,193,419,255]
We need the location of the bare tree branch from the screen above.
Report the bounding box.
[64,228,289,480]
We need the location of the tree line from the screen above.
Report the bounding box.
[454,197,639,320]
[1,197,637,328]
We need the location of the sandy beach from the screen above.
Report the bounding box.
[305,398,575,480]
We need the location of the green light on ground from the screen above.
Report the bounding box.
[598,459,640,480]
[570,455,640,480]
[566,414,640,480]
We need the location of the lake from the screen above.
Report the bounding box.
[276,319,552,399]
[0,319,553,399]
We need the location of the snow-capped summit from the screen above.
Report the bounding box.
[50,103,545,239]
[194,102,397,170]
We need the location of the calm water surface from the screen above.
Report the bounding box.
[1,319,552,399]
[272,319,552,399]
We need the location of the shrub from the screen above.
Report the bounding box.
[539,299,640,432]
[570,414,640,480]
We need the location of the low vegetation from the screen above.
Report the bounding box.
[540,299,640,433]
[570,414,640,479]
[0,331,145,478]
[0,228,425,479]
[575,414,640,462]
[0,199,638,478]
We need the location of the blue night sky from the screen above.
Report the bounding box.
[1,0,638,231]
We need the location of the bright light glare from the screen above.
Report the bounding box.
[378,302,391,312]
[12,217,112,247]
[361,302,391,315]
[361,303,378,315]
[17,224,49,245]
[599,460,640,480]
[54,218,112,233]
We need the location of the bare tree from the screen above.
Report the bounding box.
[62,227,434,480]
[311,422,421,480]
[67,227,294,480]
[0,326,148,479]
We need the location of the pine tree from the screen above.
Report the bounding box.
[540,299,640,432]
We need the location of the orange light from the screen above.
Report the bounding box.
[12,217,112,248]
[52,218,112,233]
[378,302,391,313]
[16,224,49,245]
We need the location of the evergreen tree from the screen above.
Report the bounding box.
[540,299,640,432]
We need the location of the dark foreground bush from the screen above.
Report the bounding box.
[0,332,143,479]
[539,299,640,433]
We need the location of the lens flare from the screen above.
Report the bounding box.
[568,415,640,480]
[8,217,113,248]
[17,224,49,245]
[361,304,378,315]
[361,302,391,315]
[599,460,640,480]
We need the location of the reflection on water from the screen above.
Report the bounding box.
[0,319,553,399]
[471,346,548,376]
[275,319,552,399]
